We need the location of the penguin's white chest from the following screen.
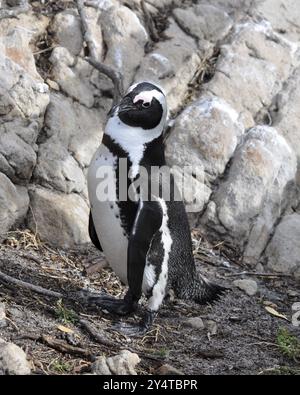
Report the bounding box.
[87,145,129,284]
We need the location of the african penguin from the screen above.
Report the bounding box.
[87,81,224,336]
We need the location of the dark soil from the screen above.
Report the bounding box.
[0,229,299,375]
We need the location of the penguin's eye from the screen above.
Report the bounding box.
[142,102,151,108]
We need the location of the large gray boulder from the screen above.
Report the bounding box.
[33,92,105,201]
[50,10,83,57]
[0,120,39,185]
[28,186,90,248]
[173,4,233,43]
[206,20,297,128]
[0,18,49,239]
[100,3,148,89]
[271,67,300,185]
[0,338,31,375]
[165,94,244,215]
[201,126,297,262]
[0,173,29,236]
[265,214,300,278]
[0,34,49,120]
[255,0,300,42]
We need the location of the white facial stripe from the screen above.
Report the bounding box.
[133,89,164,106]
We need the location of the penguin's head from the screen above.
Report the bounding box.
[116,82,167,131]
[105,81,168,149]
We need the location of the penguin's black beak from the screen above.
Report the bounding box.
[118,96,136,113]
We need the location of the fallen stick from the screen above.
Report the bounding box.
[224,271,292,278]
[41,335,94,359]
[20,252,44,265]
[79,319,116,348]
[0,270,63,299]
[79,319,165,361]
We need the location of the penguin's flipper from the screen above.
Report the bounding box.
[127,200,163,301]
[88,211,103,251]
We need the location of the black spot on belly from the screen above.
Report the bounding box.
[110,204,114,209]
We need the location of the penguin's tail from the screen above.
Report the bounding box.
[191,274,227,305]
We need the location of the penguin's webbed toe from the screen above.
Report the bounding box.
[112,321,149,337]
[83,292,136,316]
[112,310,157,337]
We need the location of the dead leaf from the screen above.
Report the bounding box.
[57,324,74,334]
[265,306,289,321]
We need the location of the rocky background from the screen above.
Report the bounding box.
[1,0,300,376]
[0,0,300,280]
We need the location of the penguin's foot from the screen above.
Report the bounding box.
[79,290,137,316]
[113,310,157,337]
[91,296,136,316]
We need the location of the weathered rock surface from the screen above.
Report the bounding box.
[33,92,105,197]
[0,42,49,120]
[92,350,140,375]
[201,126,297,262]
[0,338,31,375]
[206,20,297,128]
[50,10,83,57]
[166,94,244,214]
[173,4,233,43]
[0,0,299,277]
[270,67,300,184]
[255,0,300,42]
[28,186,90,248]
[0,120,39,184]
[265,214,300,278]
[0,173,29,236]
[101,3,148,89]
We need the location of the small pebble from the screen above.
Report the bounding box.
[184,317,205,330]
[206,320,218,335]
[156,364,184,375]
[233,279,258,296]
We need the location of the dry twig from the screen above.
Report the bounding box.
[79,319,116,348]
[0,269,63,299]
[40,335,93,359]
[225,271,292,278]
